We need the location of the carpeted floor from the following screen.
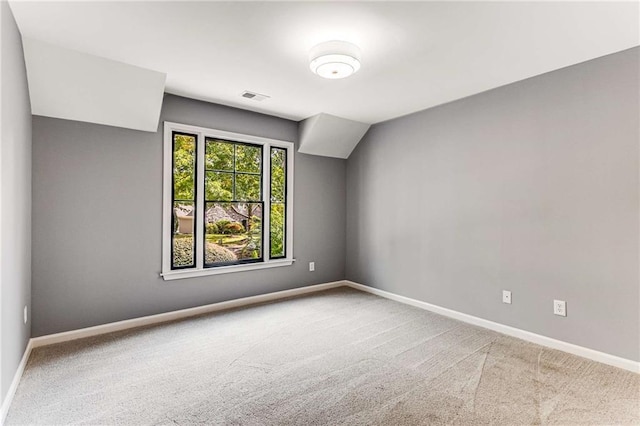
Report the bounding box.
[6,287,640,425]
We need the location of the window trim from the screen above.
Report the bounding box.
[162,121,294,280]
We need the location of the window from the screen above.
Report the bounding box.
[162,122,293,280]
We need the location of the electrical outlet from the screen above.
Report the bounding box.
[23,306,28,324]
[502,290,512,304]
[553,300,566,317]
[309,261,315,272]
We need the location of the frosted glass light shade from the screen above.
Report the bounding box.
[309,41,361,79]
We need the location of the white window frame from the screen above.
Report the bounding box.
[161,121,294,281]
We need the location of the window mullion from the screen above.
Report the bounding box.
[195,132,205,269]
[263,142,271,260]
[286,145,293,260]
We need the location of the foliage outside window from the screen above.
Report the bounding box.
[203,138,263,266]
[171,132,197,268]
[270,148,286,258]
[163,122,293,280]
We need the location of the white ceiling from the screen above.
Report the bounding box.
[9,1,639,125]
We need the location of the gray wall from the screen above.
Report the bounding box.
[1,1,32,401]
[32,94,345,336]
[346,48,639,361]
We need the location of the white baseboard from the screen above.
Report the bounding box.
[0,339,33,425]
[31,280,346,348]
[1,280,345,424]
[344,280,639,374]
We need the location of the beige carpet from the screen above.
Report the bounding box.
[6,287,640,425]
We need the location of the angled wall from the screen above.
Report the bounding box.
[23,38,166,132]
[298,113,370,159]
[346,48,640,361]
[1,0,32,402]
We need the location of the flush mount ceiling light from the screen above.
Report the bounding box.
[309,41,361,79]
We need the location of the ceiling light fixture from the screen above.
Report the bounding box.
[309,41,361,79]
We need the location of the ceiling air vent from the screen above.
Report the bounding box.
[241,91,270,102]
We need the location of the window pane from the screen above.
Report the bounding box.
[205,202,263,266]
[205,171,233,201]
[206,139,233,171]
[270,148,286,203]
[270,147,286,258]
[172,132,196,269]
[235,173,261,201]
[172,202,195,268]
[235,144,261,173]
[173,134,196,200]
[270,203,285,258]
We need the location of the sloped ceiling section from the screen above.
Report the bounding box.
[23,39,166,132]
[298,113,370,159]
